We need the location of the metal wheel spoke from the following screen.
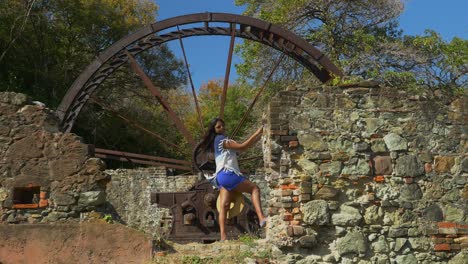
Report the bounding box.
[230,54,286,139]
[219,23,236,119]
[177,26,205,132]
[89,97,184,152]
[125,50,196,148]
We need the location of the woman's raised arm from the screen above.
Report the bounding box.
[223,126,263,151]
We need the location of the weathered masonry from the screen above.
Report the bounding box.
[262,83,467,263]
[1,86,467,263]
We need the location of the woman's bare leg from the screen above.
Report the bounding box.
[233,180,266,223]
[218,188,233,241]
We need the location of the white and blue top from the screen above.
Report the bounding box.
[214,134,242,176]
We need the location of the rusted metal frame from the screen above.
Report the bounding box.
[176,25,205,133]
[125,50,196,148]
[230,53,286,139]
[88,97,183,151]
[94,153,191,171]
[94,147,191,165]
[219,23,236,119]
[58,13,343,132]
[58,27,319,133]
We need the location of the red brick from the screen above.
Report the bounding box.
[404,177,413,184]
[374,176,385,183]
[457,224,468,229]
[424,163,432,173]
[289,140,299,148]
[434,244,451,251]
[12,204,39,209]
[283,213,293,221]
[438,222,457,228]
[287,184,298,190]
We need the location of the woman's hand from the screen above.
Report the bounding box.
[255,126,263,136]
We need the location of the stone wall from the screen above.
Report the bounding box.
[263,84,467,263]
[0,92,109,224]
[0,92,206,240]
[105,168,200,238]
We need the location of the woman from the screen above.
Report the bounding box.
[193,118,267,241]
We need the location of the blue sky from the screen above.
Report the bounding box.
[154,0,467,89]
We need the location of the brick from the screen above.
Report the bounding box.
[281,136,298,142]
[292,208,301,214]
[425,228,439,235]
[283,213,293,221]
[457,228,468,234]
[438,222,456,228]
[289,140,299,148]
[457,224,468,229]
[268,207,279,215]
[271,130,289,136]
[290,221,301,227]
[450,244,461,250]
[460,243,468,249]
[439,228,457,235]
[431,238,446,244]
[424,163,432,173]
[287,226,294,237]
[299,194,311,201]
[292,225,305,236]
[434,244,451,251]
[281,190,293,196]
[291,196,299,202]
[404,177,413,184]
[293,214,302,221]
[12,204,39,209]
[454,236,468,243]
[374,176,385,183]
[287,184,298,190]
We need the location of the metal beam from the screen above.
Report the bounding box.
[125,50,196,148]
[219,24,236,119]
[177,26,205,133]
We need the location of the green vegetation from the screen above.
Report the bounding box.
[235,0,467,93]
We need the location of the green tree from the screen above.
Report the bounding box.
[235,0,467,91]
[0,0,194,168]
[0,0,158,107]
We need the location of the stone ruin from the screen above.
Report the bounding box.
[0,83,467,263]
[262,83,467,263]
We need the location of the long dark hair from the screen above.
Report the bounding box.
[192,118,224,170]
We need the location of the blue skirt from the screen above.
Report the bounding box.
[216,170,246,191]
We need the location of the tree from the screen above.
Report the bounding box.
[0,0,159,107]
[235,0,467,91]
[0,0,195,168]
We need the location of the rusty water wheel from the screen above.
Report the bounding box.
[56,12,343,239]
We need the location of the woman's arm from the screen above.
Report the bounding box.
[223,126,263,151]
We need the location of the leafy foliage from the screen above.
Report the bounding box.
[0,0,159,107]
[235,0,467,91]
